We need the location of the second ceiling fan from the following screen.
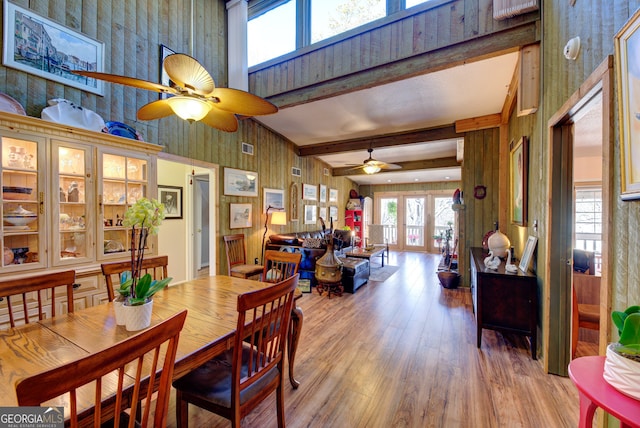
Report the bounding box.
[73,53,278,132]
[348,148,402,174]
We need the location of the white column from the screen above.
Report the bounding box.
[226,0,248,91]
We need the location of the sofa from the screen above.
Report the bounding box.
[266,229,362,289]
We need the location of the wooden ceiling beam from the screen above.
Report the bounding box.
[455,114,502,133]
[332,156,460,176]
[297,124,462,156]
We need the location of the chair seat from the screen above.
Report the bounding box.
[230,264,264,278]
[173,346,279,408]
[579,303,600,325]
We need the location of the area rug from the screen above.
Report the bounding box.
[368,265,399,282]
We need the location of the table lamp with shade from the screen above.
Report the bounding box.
[262,206,286,264]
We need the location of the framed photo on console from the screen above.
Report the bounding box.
[519,236,537,273]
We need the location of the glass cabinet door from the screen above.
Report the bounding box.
[1,133,46,270]
[99,151,148,259]
[53,141,94,266]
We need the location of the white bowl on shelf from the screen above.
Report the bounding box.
[3,215,37,226]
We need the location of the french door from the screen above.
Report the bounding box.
[374,191,455,252]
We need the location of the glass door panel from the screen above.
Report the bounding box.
[405,197,426,250]
[379,197,398,246]
[1,135,45,270]
[433,196,455,253]
[99,152,148,259]
[54,142,93,265]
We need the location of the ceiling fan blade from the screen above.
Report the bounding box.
[137,99,175,120]
[200,107,239,132]
[210,88,278,116]
[73,71,175,95]
[163,54,215,96]
[380,163,402,170]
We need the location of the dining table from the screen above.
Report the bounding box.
[0,275,304,424]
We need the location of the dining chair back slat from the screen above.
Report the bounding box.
[172,274,299,427]
[224,234,263,279]
[101,255,169,302]
[262,250,302,283]
[16,310,188,428]
[0,270,76,328]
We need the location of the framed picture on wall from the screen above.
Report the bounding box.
[615,9,640,200]
[159,44,176,99]
[158,185,183,219]
[263,188,284,213]
[302,183,317,201]
[224,168,258,197]
[319,184,327,203]
[510,136,528,226]
[2,2,105,95]
[304,205,317,224]
[230,203,252,229]
[329,206,338,223]
[319,206,327,221]
[329,188,338,203]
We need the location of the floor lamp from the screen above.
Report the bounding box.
[262,206,286,264]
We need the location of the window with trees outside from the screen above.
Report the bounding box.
[248,0,434,67]
[574,187,602,274]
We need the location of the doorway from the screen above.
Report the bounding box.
[193,175,210,278]
[545,59,612,375]
[374,191,455,252]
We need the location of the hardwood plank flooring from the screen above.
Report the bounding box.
[167,251,580,427]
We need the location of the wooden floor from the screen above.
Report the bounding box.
[166,251,580,427]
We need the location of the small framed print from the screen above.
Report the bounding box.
[263,188,284,213]
[329,206,338,223]
[510,136,528,226]
[319,184,327,203]
[302,183,317,201]
[329,188,338,203]
[159,44,176,99]
[304,205,317,224]
[319,206,327,221]
[230,203,252,229]
[519,236,538,273]
[158,185,183,219]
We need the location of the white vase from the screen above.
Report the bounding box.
[603,343,640,400]
[123,299,153,331]
[113,295,127,326]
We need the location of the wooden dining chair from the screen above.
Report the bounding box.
[16,310,188,428]
[262,250,302,283]
[172,274,299,428]
[0,270,76,328]
[571,274,601,358]
[224,234,263,280]
[101,255,169,301]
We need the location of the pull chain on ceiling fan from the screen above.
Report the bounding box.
[347,148,402,175]
[73,53,277,132]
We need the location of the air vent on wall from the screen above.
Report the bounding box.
[324,168,329,176]
[493,0,538,20]
[292,167,301,177]
[241,142,254,155]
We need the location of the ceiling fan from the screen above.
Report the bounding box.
[348,148,402,175]
[73,54,278,132]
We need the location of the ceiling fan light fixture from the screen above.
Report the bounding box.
[166,96,212,122]
[363,163,381,174]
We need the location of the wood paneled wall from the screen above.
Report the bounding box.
[250,0,539,104]
[0,0,357,276]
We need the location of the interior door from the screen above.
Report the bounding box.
[404,196,426,251]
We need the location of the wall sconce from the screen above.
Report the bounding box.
[564,36,581,60]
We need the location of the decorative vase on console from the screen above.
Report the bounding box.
[315,217,343,286]
[603,305,640,400]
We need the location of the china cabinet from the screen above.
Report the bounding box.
[0,112,161,319]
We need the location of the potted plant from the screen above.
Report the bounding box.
[603,305,640,399]
[437,224,460,289]
[120,197,172,331]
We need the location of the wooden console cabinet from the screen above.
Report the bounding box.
[469,247,538,359]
